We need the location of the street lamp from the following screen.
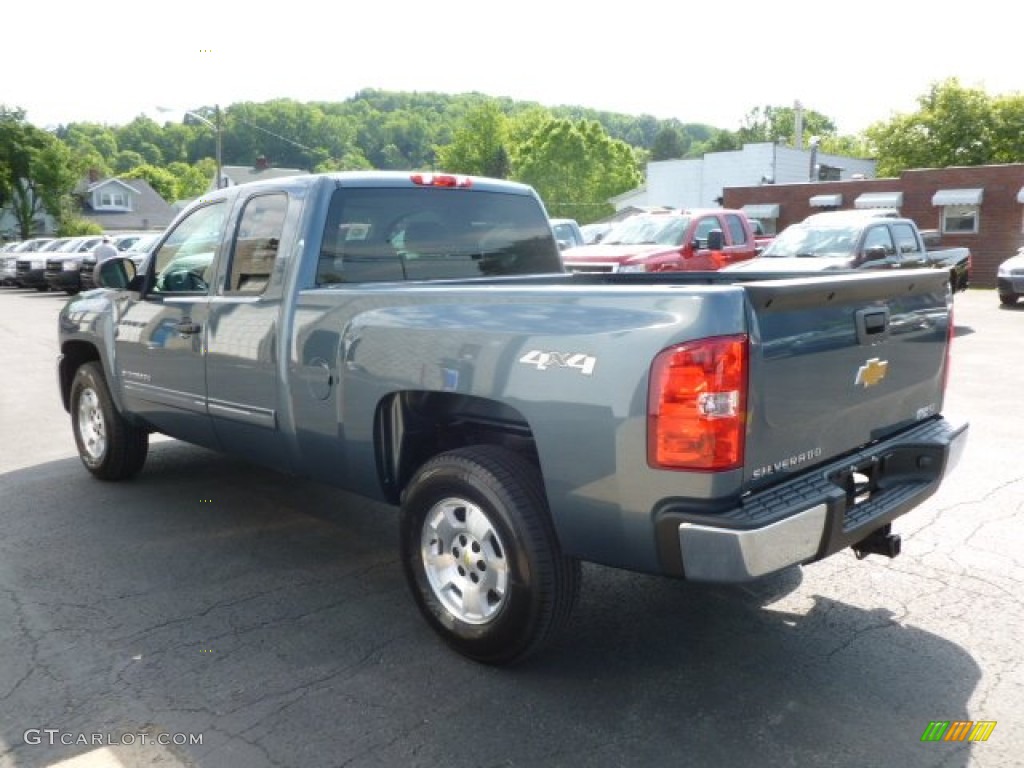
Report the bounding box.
[157,105,223,190]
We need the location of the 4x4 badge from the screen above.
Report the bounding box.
[855,358,889,387]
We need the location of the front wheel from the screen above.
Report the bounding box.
[400,445,580,665]
[999,292,1018,306]
[70,362,149,480]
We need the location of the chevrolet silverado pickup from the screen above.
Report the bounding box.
[57,171,968,664]
[727,212,971,293]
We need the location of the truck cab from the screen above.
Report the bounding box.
[559,209,758,274]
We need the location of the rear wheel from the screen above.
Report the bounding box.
[400,445,580,665]
[999,292,1018,306]
[70,362,148,480]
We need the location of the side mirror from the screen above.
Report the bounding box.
[95,256,138,290]
[556,239,571,251]
[707,229,724,251]
[863,245,888,261]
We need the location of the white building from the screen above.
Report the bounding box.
[622,142,877,233]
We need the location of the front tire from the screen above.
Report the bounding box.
[400,445,580,665]
[70,362,148,480]
[999,292,1018,306]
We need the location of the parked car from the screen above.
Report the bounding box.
[561,209,759,273]
[1,254,19,286]
[43,236,104,294]
[996,247,1024,306]
[725,214,971,293]
[80,233,161,290]
[549,218,584,251]
[13,238,61,291]
[580,221,613,245]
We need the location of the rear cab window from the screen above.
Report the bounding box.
[316,187,562,285]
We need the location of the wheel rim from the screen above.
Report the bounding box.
[76,387,107,461]
[420,497,509,625]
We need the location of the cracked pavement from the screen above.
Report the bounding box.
[0,288,1020,768]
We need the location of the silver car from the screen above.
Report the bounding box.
[997,247,1024,306]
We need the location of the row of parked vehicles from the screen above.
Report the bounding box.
[0,232,160,294]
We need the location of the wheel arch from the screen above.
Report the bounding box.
[374,390,540,506]
[59,340,103,413]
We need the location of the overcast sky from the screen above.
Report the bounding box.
[7,0,1020,136]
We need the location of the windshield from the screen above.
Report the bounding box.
[762,224,858,258]
[603,214,691,246]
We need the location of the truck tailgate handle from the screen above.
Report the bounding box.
[855,307,889,345]
[176,318,201,336]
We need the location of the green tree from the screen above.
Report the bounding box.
[436,101,512,177]
[737,104,837,147]
[166,160,213,200]
[865,78,999,175]
[651,125,689,160]
[514,118,642,223]
[0,107,80,237]
[123,164,179,203]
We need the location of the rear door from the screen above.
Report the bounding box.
[205,190,294,468]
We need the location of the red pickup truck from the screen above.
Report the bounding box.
[560,209,759,273]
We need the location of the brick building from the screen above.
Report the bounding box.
[722,164,1024,287]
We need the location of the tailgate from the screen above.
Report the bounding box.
[742,270,951,488]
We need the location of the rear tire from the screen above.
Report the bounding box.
[70,362,148,480]
[400,445,580,665]
[999,292,1018,306]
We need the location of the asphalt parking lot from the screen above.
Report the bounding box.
[0,286,1020,768]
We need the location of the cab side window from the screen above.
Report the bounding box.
[228,194,288,295]
[892,222,923,255]
[151,203,226,295]
[862,225,896,256]
[724,214,748,245]
[693,217,719,246]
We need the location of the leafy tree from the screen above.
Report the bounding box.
[991,92,1024,164]
[436,101,511,177]
[115,116,166,166]
[865,78,1002,175]
[123,164,179,203]
[166,160,214,200]
[514,118,642,223]
[651,125,689,160]
[114,150,145,174]
[0,107,80,237]
[737,104,837,147]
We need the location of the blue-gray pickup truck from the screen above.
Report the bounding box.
[57,171,968,664]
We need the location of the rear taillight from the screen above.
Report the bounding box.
[648,335,748,471]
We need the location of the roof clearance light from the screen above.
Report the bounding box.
[648,335,748,471]
[410,173,472,189]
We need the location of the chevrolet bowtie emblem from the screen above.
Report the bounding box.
[855,358,889,387]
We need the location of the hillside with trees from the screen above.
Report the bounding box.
[2,79,1021,238]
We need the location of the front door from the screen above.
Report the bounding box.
[115,201,228,449]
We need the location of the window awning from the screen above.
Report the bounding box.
[854,191,903,209]
[809,194,842,207]
[742,203,780,219]
[932,188,983,206]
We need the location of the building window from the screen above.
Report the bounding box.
[97,191,129,210]
[941,205,978,234]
